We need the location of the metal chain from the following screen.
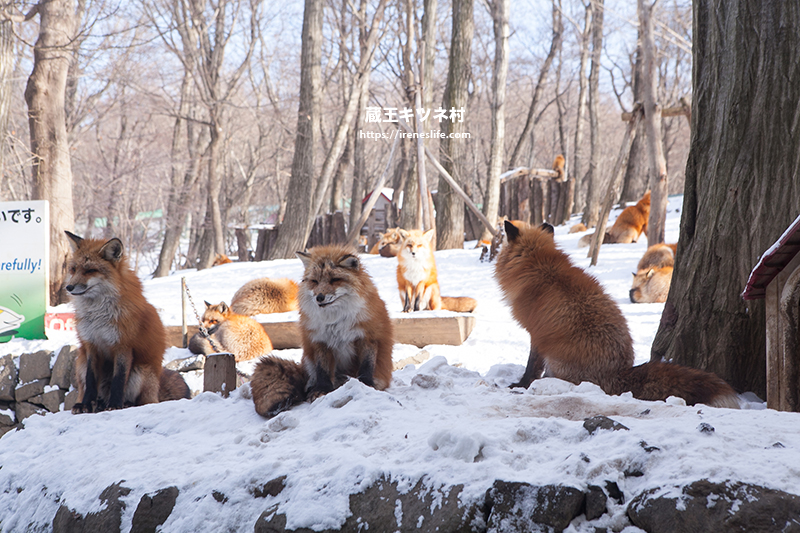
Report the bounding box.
[183,279,223,353]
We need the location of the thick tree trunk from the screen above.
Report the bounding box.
[268,0,323,259]
[480,0,509,242]
[437,0,473,249]
[640,0,668,245]
[651,0,800,397]
[25,0,78,305]
[580,0,604,228]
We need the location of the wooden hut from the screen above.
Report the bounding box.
[361,188,397,249]
[742,215,800,411]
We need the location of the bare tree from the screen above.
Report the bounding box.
[437,0,473,249]
[18,0,79,304]
[571,0,591,211]
[651,0,800,396]
[479,0,509,243]
[640,0,668,245]
[579,0,604,228]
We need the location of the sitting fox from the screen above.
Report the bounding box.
[495,221,738,408]
[578,191,651,247]
[189,301,273,362]
[250,245,394,418]
[65,232,190,413]
[630,243,678,303]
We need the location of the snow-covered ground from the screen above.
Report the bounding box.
[1,196,799,532]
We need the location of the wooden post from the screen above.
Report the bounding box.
[203,353,237,397]
[181,277,188,349]
[588,103,643,266]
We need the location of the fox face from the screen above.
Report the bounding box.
[296,251,362,310]
[64,232,125,301]
[201,301,231,333]
[399,228,435,261]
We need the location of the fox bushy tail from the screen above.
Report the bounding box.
[251,356,308,417]
[618,361,739,408]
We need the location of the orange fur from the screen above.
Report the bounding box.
[637,243,677,271]
[569,223,588,234]
[441,296,478,313]
[396,229,442,312]
[65,232,189,413]
[630,266,673,303]
[189,301,273,362]
[250,245,394,417]
[553,154,565,180]
[376,227,404,258]
[212,253,232,266]
[230,278,299,315]
[578,191,651,247]
[495,221,738,408]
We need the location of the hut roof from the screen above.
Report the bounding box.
[742,213,800,300]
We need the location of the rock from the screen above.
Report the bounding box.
[0,409,14,426]
[165,354,205,373]
[130,486,179,533]
[583,415,629,435]
[15,378,49,402]
[627,480,800,533]
[53,482,131,533]
[30,388,66,413]
[50,346,76,389]
[605,481,624,504]
[250,476,287,498]
[18,350,52,384]
[0,354,18,402]
[585,485,608,521]
[64,389,80,412]
[256,477,482,533]
[14,401,46,421]
[485,480,585,532]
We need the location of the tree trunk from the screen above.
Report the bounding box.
[580,0,604,228]
[198,119,224,269]
[25,0,78,305]
[640,0,668,246]
[437,0,473,249]
[651,0,800,397]
[572,2,591,213]
[480,0,509,242]
[619,37,650,204]
[268,0,323,259]
[0,17,12,179]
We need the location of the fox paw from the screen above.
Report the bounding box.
[306,390,327,403]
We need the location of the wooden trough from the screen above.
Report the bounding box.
[165,314,476,351]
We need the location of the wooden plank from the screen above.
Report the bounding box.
[165,315,476,351]
[203,353,237,397]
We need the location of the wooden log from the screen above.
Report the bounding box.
[203,353,237,397]
[499,167,560,183]
[621,102,689,122]
[165,315,476,351]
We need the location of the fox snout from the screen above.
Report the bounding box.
[66,282,89,296]
[315,292,337,307]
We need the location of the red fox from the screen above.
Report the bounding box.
[637,243,677,271]
[495,221,739,408]
[250,245,394,417]
[188,301,273,362]
[630,266,673,303]
[397,229,442,312]
[374,227,404,257]
[212,253,232,267]
[230,277,299,315]
[553,154,565,180]
[578,191,651,247]
[64,232,190,413]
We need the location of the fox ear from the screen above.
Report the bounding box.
[204,300,212,308]
[99,238,124,263]
[398,229,410,240]
[646,268,655,279]
[219,302,229,313]
[539,223,555,235]
[65,231,83,250]
[338,254,359,270]
[504,220,520,242]
[296,251,312,268]
[423,228,435,243]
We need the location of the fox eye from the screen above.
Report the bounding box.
[330,278,342,283]
[308,279,318,285]
[85,268,98,274]
[69,266,76,274]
